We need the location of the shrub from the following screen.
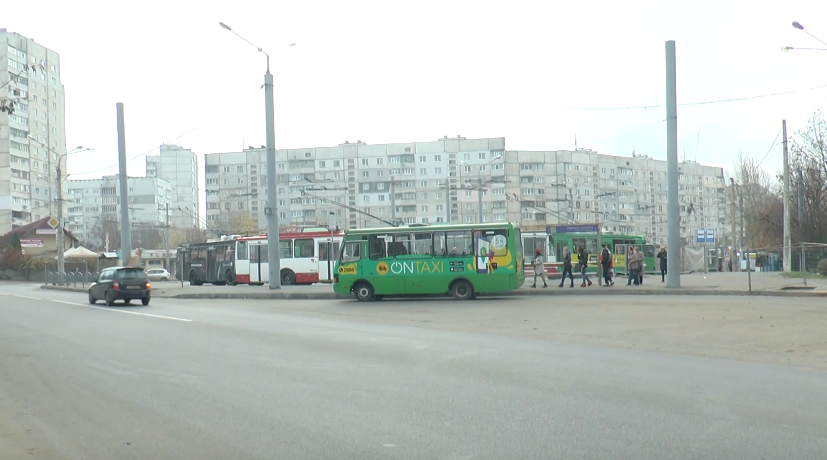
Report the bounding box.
[817,259,827,276]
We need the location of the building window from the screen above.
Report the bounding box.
[361,159,369,166]
[420,168,426,175]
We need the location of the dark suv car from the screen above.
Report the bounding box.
[89,266,152,306]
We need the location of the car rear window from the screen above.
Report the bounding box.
[117,268,147,280]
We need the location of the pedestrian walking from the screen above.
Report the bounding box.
[657,247,667,282]
[578,247,592,287]
[558,245,575,288]
[626,246,634,283]
[600,244,613,286]
[531,248,547,288]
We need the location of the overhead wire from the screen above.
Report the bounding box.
[70,86,260,177]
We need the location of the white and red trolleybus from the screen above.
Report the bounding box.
[235,230,344,285]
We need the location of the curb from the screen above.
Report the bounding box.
[40,284,827,299]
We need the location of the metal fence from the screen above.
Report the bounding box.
[43,260,99,287]
[743,243,827,292]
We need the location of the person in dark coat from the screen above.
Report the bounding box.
[558,245,575,288]
[600,244,613,286]
[578,247,592,287]
[657,247,668,282]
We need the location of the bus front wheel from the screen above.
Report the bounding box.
[451,280,474,300]
[353,282,375,302]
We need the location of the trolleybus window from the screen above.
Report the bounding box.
[295,239,314,258]
[280,240,292,258]
[237,241,248,260]
[436,231,472,256]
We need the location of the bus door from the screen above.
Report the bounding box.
[317,237,340,282]
[615,244,629,273]
[249,243,266,283]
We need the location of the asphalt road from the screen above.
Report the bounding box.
[1,283,826,459]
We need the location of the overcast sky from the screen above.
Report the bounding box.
[7,0,827,183]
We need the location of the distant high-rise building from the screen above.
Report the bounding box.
[65,175,172,248]
[203,136,728,245]
[0,29,67,233]
[146,144,199,229]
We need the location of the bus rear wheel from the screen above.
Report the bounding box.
[226,270,236,286]
[451,280,474,300]
[281,269,296,286]
[353,282,375,302]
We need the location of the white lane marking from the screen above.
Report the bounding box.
[15,295,42,300]
[51,300,193,322]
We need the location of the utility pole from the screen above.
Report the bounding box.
[797,169,804,274]
[116,103,131,267]
[782,120,791,272]
[665,41,680,287]
[444,181,451,223]
[477,170,483,223]
[739,185,745,261]
[56,162,65,280]
[164,203,171,274]
[390,178,396,225]
[730,177,738,272]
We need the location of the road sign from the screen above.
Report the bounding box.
[47,217,59,228]
[696,228,715,243]
[555,224,600,234]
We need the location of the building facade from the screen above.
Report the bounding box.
[65,175,172,247]
[146,144,199,229]
[203,137,727,245]
[0,29,67,234]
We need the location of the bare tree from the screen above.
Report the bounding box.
[733,150,783,247]
[789,110,827,244]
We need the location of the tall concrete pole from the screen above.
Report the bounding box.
[444,182,451,223]
[477,170,483,223]
[797,169,804,272]
[390,178,396,225]
[164,203,171,273]
[116,103,131,267]
[264,62,280,289]
[56,162,65,279]
[782,120,791,271]
[730,177,738,272]
[665,41,680,287]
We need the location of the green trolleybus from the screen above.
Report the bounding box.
[333,223,525,301]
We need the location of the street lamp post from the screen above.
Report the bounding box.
[28,136,91,281]
[784,22,827,52]
[220,22,294,289]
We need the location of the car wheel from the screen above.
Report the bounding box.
[124,299,131,305]
[141,298,150,306]
[160,277,168,281]
[353,282,375,302]
[105,291,116,306]
[451,280,474,300]
[281,269,295,286]
[88,292,96,304]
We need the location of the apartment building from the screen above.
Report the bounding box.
[65,175,172,247]
[0,29,67,233]
[146,144,199,228]
[203,137,726,244]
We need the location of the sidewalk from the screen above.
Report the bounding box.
[40,272,827,299]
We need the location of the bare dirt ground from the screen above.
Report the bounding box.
[265,295,827,370]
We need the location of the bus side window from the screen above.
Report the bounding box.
[236,241,248,260]
[433,232,447,256]
[279,240,293,259]
[342,241,361,262]
[295,239,314,258]
[369,235,389,260]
